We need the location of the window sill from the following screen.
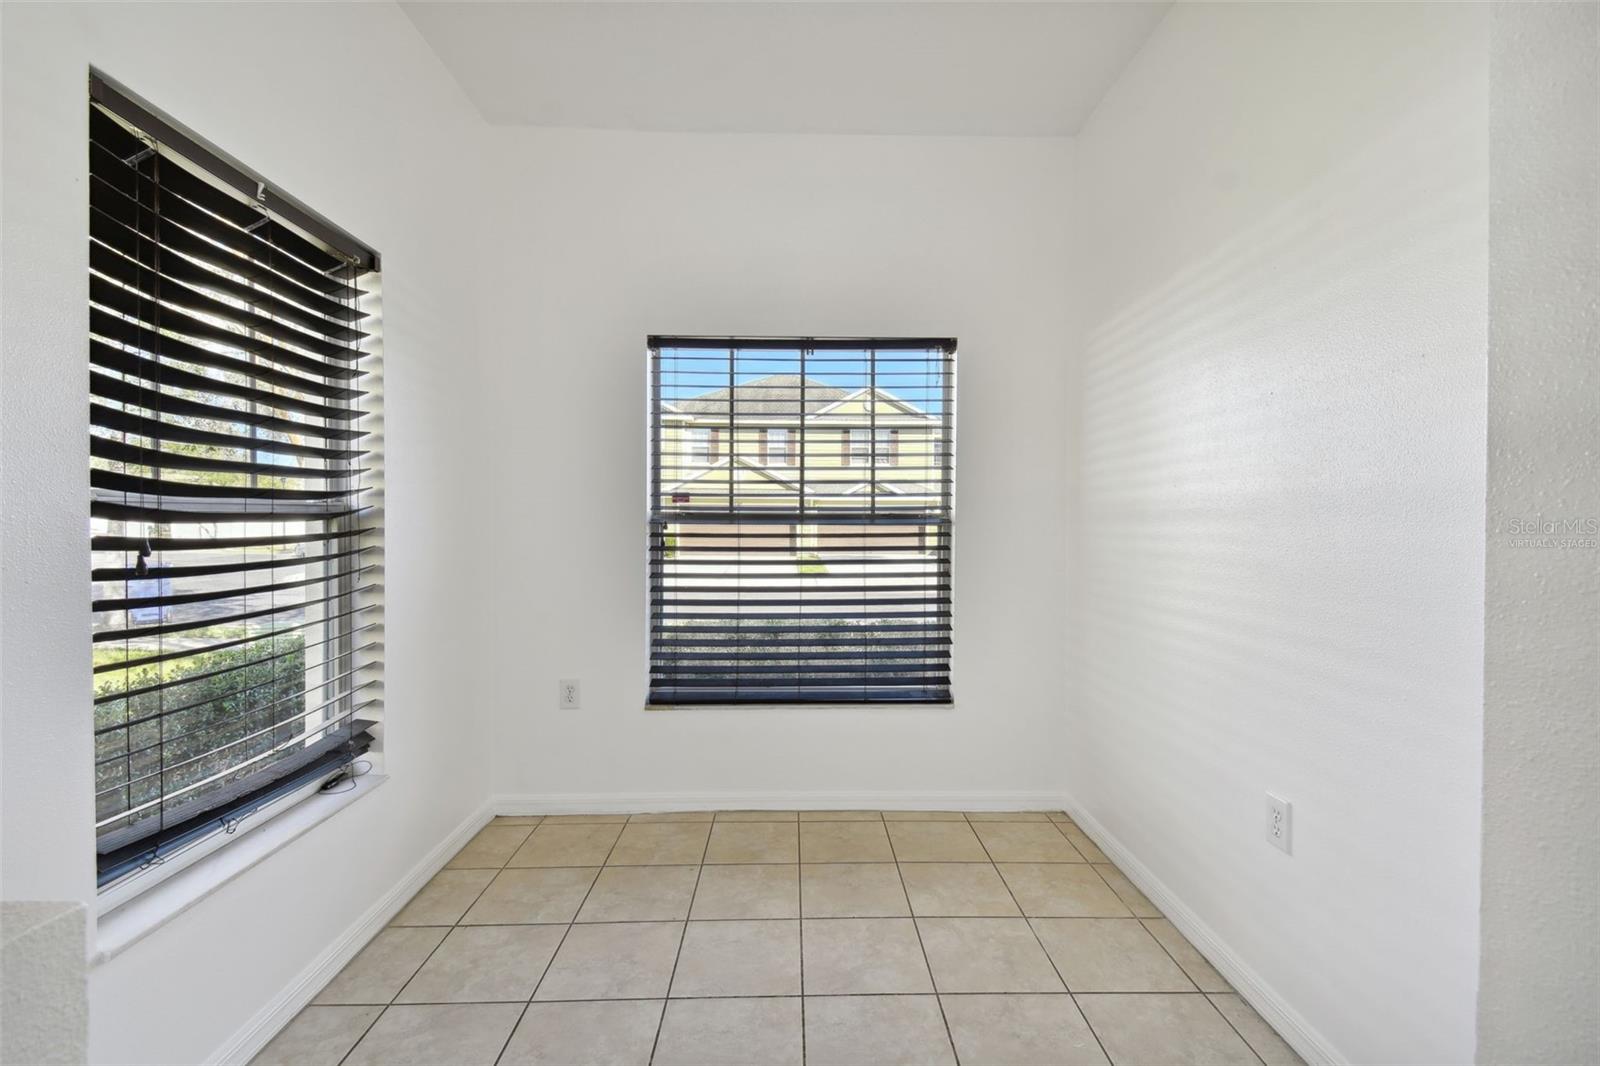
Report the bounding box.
[646,701,955,712]
[92,772,387,966]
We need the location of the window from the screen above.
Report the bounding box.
[88,76,381,888]
[845,427,896,467]
[764,427,795,466]
[649,337,954,704]
[685,426,717,466]
[846,428,871,466]
[877,428,900,467]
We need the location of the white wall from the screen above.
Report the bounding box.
[479,129,1073,806]
[1067,4,1488,1063]
[0,4,494,1061]
[1479,4,1600,1062]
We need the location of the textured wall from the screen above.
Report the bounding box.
[1479,4,1600,1062]
[478,128,1074,806]
[0,4,495,1061]
[1,903,87,1065]
[1069,4,1489,1062]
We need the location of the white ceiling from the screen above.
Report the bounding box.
[401,2,1171,137]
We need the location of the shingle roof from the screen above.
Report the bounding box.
[672,374,849,416]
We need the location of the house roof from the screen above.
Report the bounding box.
[673,374,849,416]
[663,456,799,494]
[808,386,937,420]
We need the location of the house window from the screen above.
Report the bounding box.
[877,428,900,467]
[88,77,381,889]
[764,427,795,466]
[846,428,896,466]
[686,427,716,465]
[847,428,871,466]
[649,337,955,705]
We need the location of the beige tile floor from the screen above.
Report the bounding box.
[254,811,1304,1066]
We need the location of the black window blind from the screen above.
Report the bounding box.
[649,337,955,705]
[88,77,381,887]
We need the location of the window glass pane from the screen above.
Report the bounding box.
[649,340,953,705]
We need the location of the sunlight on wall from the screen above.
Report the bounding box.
[1068,5,1488,1062]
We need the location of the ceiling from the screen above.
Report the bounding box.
[401,2,1171,137]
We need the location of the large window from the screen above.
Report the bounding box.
[649,337,954,704]
[88,77,381,888]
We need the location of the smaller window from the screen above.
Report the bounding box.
[876,428,899,468]
[764,428,794,466]
[845,428,898,466]
[847,428,871,466]
[686,427,716,465]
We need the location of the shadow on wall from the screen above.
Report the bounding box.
[1068,76,1487,1065]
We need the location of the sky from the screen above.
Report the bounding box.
[657,347,949,412]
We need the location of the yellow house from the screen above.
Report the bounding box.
[656,374,948,552]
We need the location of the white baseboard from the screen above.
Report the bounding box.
[491,789,1070,815]
[205,798,495,1066]
[1062,797,1347,1066]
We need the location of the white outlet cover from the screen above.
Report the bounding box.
[1265,792,1292,854]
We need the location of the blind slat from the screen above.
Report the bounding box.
[87,130,364,299]
[92,435,366,481]
[90,308,365,399]
[92,546,368,583]
[92,404,367,462]
[89,274,363,380]
[91,241,363,360]
[89,205,368,342]
[90,468,368,502]
[88,158,366,319]
[93,626,380,705]
[91,372,368,442]
[92,563,372,613]
[92,583,380,645]
[90,344,360,423]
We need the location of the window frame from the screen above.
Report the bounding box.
[764,426,795,466]
[647,336,955,707]
[87,72,383,895]
[685,426,715,466]
[847,427,872,466]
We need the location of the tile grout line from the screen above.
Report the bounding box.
[337,820,540,1066]
[798,835,807,1066]
[1200,992,1274,1066]
[307,812,1241,1065]
[491,820,624,1066]
[969,813,1119,1066]
[402,912,1245,927]
[447,859,1096,870]
[367,990,1231,1006]
[889,817,961,1065]
[331,1004,386,1066]
[1130,916,1266,1066]
[1040,816,1264,1065]
[1071,994,1119,1066]
[1043,816,1093,864]
[646,820,715,1065]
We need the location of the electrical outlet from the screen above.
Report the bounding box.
[558,679,580,710]
[1265,793,1292,854]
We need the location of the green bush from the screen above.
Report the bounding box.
[95,635,311,829]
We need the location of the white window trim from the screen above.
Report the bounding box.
[93,769,386,963]
[847,427,871,466]
[685,426,713,466]
[766,427,794,466]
